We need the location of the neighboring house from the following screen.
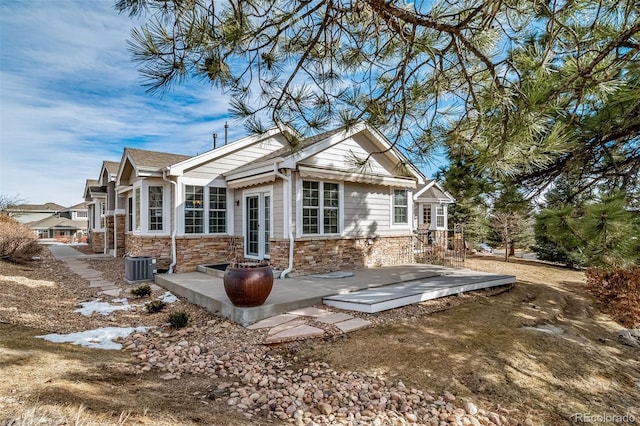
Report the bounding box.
[5,202,89,243]
[4,202,65,224]
[88,122,455,275]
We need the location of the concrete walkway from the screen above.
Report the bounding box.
[48,246,122,297]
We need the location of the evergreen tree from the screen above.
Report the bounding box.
[116,0,640,195]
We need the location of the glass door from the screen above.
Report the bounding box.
[245,192,271,259]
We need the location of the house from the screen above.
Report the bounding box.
[4,202,88,243]
[88,123,455,276]
[4,202,65,224]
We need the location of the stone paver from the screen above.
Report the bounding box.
[287,307,330,317]
[99,288,122,297]
[265,324,325,344]
[267,319,307,336]
[246,314,298,330]
[315,312,354,324]
[334,318,372,333]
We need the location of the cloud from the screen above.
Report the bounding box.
[0,0,235,206]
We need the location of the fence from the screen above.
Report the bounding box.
[413,224,466,268]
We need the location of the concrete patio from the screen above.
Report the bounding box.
[154,264,516,326]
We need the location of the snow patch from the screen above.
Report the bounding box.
[75,299,134,316]
[158,291,178,304]
[37,326,148,350]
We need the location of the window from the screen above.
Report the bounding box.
[135,187,141,231]
[76,210,88,218]
[148,186,163,231]
[423,205,432,227]
[302,181,340,235]
[393,189,408,224]
[127,197,133,232]
[302,181,319,234]
[436,205,445,228]
[185,185,204,233]
[323,183,339,234]
[209,187,227,233]
[100,202,106,229]
[38,229,51,239]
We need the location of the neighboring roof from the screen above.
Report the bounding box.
[5,202,65,212]
[117,147,191,184]
[83,179,99,200]
[62,202,88,211]
[27,216,85,230]
[103,161,120,176]
[125,148,190,171]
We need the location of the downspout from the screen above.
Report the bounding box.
[163,170,178,274]
[273,164,294,279]
[113,207,117,257]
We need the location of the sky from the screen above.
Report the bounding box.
[0,0,444,207]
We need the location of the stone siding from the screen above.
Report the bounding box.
[288,235,413,276]
[124,234,244,272]
[124,234,172,271]
[123,234,412,275]
[89,231,104,253]
[175,236,243,273]
[115,215,126,257]
[105,216,114,250]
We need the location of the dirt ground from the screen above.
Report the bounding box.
[1,252,638,425]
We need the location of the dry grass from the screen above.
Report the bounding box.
[295,256,640,425]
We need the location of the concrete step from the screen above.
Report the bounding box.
[323,272,515,313]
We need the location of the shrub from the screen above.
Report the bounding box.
[146,300,166,313]
[131,284,152,298]
[0,215,42,263]
[166,311,189,329]
[586,266,640,328]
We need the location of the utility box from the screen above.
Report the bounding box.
[124,256,157,283]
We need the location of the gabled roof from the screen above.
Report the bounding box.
[5,202,65,213]
[226,122,426,185]
[83,179,99,200]
[27,215,85,230]
[414,180,455,203]
[62,202,88,211]
[99,161,120,184]
[166,125,298,176]
[117,148,191,184]
[126,148,190,170]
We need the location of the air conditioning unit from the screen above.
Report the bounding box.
[125,256,157,283]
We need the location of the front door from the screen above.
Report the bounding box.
[245,192,270,259]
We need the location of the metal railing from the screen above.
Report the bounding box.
[413,224,466,268]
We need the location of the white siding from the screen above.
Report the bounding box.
[183,138,286,179]
[299,133,403,177]
[272,179,285,238]
[342,182,392,236]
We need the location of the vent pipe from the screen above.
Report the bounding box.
[224,122,229,145]
[213,133,218,149]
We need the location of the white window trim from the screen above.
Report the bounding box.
[435,204,447,230]
[242,186,273,260]
[92,199,105,231]
[177,177,232,237]
[296,178,343,238]
[390,188,412,229]
[132,181,171,236]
